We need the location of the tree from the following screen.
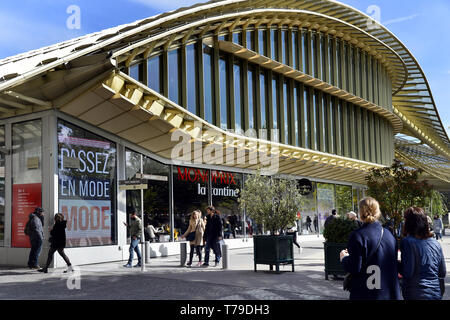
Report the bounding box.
[365,159,432,232]
[238,173,303,235]
[425,189,448,217]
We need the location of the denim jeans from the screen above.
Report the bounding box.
[127,238,142,265]
[28,236,43,268]
[204,238,221,264]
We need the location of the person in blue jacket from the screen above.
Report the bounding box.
[399,207,446,300]
[340,197,401,300]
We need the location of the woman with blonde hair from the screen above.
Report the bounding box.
[340,197,401,300]
[181,210,205,267]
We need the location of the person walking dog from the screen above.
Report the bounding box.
[38,213,72,273]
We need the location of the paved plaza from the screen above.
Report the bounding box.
[1,235,450,300]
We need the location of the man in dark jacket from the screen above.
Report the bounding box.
[27,207,45,269]
[324,209,337,229]
[202,206,223,267]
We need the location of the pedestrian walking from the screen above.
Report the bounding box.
[347,211,363,228]
[324,209,337,229]
[181,210,205,267]
[433,215,444,242]
[340,197,401,300]
[26,207,45,269]
[123,208,142,268]
[306,216,313,233]
[313,216,318,233]
[38,213,72,273]
[286,222,302,253]
[399,207,446,300]
[202,206,222,267]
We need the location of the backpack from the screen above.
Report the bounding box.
[24,218,31,236]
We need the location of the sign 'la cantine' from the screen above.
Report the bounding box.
[176,167,240,197]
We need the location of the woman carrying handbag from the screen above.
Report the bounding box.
[181,210,205,267]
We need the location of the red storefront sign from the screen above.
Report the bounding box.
[11,183,42,248]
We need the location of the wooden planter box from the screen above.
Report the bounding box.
[324,242,347,280]
[253,235,294,274]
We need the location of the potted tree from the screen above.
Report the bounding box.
[239,173,302,273]
[323,217,359,280]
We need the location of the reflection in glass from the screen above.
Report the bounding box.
[302,30,308,74]
[203,44,213,124]
[248,67,255,130]
[299,181,317,234]
[271,29,278,61]
[246,30,254,51]
[304,88,309,149]
[336,185,353,216]
[168,49,180,104]
[282,30,288,65]
[317,183,335,232]
[272,76,278,131]
[148,55,161,93]
[58,120,116,248]
[212,171,244,238]
[0,126,4,246]
[173,166,209,238]
[233,32,242,46]
[130,63,143,82]
[12,120,42,248]
[258,30,266,56]
[234,62,242,132]
[260,72,267,132]
[293,86,299,147]
[219,56,229,130]
[186,44,197,115]
[283,81,289,144]
[292,31,299,70]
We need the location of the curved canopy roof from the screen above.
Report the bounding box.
[0,0,448,184]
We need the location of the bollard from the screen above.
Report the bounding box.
[180,242,187,266]
[221,243,229,269]
[145,241,150,264]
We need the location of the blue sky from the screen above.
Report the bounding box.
[0,0,448,135]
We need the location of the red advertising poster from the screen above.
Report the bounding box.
[12,183,42,248]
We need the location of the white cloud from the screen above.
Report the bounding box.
[128,0,209,11]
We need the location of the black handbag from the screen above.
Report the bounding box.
[186,231,196,241]
[343,228,384,292]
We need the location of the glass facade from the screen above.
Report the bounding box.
[0,126,3,246]
[58,120,117,247]
[125,27,395,166]
[125,149,170,243]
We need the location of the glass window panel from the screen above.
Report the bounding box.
[11,120,42,248]
[313,90,318,150]
[292,31,299,70]
[302,31,308,73]
[260,72,267,131]
[246,30,254,51]
[219,56,229,130]
[304,87,309,149]
[298,181,318,235]
[233,32,242,46]
[203,44,214,124]
[148,55,161,93]
[258,30,267,56]
[336,185,353,216]
[234,62,242,132]
[130,63,143,82]
[0,126,4,246]
[58,120,117,248]
[173,166,209,237]
[271,29,278,61]
[293,86,299,147]
[283,81,289,144]
[282,30,288,65]
[272,76,278,131]
[317,183,335,232]
[168,49,180,104]
[186,44,198,115]
[329,38,334,85]
[248,67,255,130]
[337,41,342,88]
[211,171,244,238]
[311,32,316,78]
